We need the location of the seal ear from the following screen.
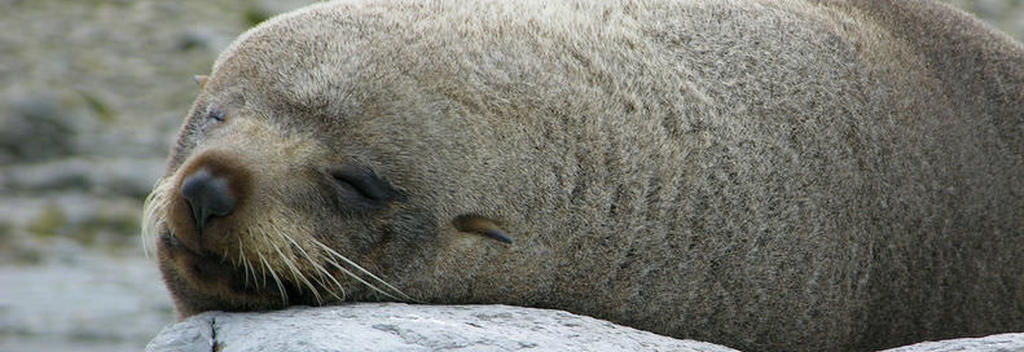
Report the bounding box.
[452,215,513,244]
[193,75,209,89]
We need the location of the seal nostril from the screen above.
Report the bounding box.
[180,168,236,231]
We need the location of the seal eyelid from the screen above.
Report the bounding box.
[325,165,397,202]
[207,109,226,122]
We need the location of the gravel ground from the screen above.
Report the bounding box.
[0,1,1020,351]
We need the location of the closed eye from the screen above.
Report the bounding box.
[324,164,399,203]
[208,109,225,122]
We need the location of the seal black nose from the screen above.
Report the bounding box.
[180,168,236,231]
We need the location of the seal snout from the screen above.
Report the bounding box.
[166,151,251,253]
[181,168,236,232]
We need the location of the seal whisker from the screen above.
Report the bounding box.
[141,177,173,258]
[318,251,395,301]
[237,237,253,288]
[262,215,330,303]
[309,240,396,299]
[255,247,287,303]
[313,255,347,301]
[305,253,345,302]
[278,231,346,302]
[246,229,270,289]
[312,240,416,302]
[264,223,323,304]
[246,257,259,288]
[308,245,350,301]
[270,240,322,303]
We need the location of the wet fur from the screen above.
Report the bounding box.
[144,0,1024,351]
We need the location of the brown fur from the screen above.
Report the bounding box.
[143,0,1024,350]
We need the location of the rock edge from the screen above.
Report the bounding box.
[145,303,1024,352]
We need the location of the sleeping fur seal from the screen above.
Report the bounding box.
[143,0,1024,350]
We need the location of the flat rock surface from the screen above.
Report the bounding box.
[146,304,1024,352]
[145,304,740,352]
[880,333,1024,352]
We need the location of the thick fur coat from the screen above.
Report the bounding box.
[145,0,1024,350]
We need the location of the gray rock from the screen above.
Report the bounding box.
[0,252,174,348]
[0,157,165,197]
[145,304,740,352]
[145,304,1024,352]
[879,333,1024,352]
[0,95,76,164]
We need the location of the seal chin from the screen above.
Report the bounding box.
[157,231,309,312]
[159,232,246,293]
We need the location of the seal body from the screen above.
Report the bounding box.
[144,0,1024,350]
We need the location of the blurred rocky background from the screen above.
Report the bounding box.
[0,1,1020,351]
[0,1,320,351]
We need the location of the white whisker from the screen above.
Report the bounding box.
[256,248,288,303]
[312,240,416,302]
[280,233,346,302]
[238,237,253,288]
[269,233,323,304]
[140,177,173,258]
